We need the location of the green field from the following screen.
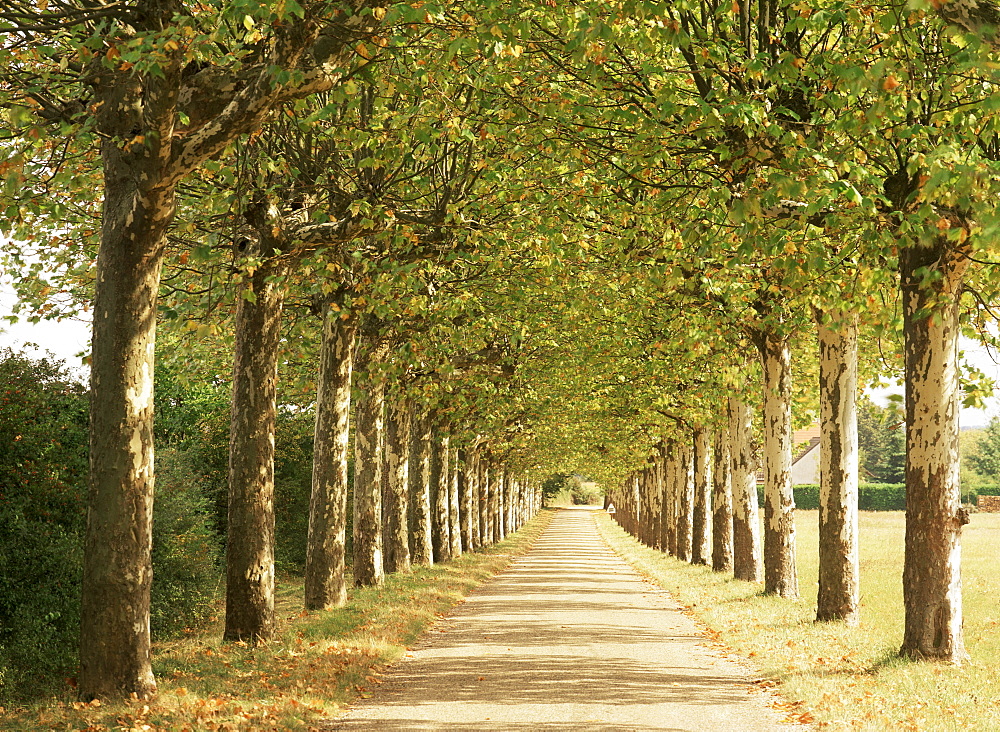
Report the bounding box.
[596,510,1000,731]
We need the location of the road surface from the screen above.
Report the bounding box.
[327,506,805,731]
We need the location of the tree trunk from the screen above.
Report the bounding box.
[507,475,516,535]
[712,426,734,573]
[468,447,483,549]
[382,395,411,575]
[509,475,519,532]
[491,466,503,543]
[304,306,356,610]
[816,311,860,625]
[79,169,173,700]
[520,479,528,525]
[691,427,712,565]
[449,447,462,558]
[899,236,970,662]
[730,396,763,582]
[459,448,475,551]
[223,257,286,643]
[480,458,493,546]
[660,441,676,555]
[409,409,434,566]
[430,431,451,563]
[352,352,386,587]
[676,438,694,562]
[653,454,664,551]
[638,468,651,546]
[756,330,798,598]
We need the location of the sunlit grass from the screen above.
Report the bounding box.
[3,510,553,731]
[596,509,1000,731]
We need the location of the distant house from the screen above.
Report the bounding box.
[756,422,822,486]
[790,423,821,486]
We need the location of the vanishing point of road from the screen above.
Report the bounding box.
[328,506,806,731]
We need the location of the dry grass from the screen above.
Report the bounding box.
[1,510,553,731]
[595,509,1000,731]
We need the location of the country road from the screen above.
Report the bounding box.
[327,507,806,731]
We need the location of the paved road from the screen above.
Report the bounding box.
[328,507,803,731]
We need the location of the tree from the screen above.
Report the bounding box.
[816,311,860,625]
[304,303,357,609]
[968,416,1000,480]
[857,398,905,484]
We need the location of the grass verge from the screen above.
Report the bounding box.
[594,509,1000,731]
[2,510,553,731]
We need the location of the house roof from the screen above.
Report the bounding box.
[793,422,821,445]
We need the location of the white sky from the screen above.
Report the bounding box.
[0,280,91,377]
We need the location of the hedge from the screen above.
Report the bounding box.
[964,484,1000,501]
[752,483,1000,509]
[756,483,906,511]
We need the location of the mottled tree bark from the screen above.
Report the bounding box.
[497,468,512,540]
[512,476,521,532]
[459,448,475,551]
[224,255,286,643]
[899,236,970,663]
[449,447,462,558]
[712,426,734,573]
[691,427,712,565]
[660,441,676,555]
[382,395,411,575]
[676,438,694,562]
[491,466,503,543]
[755,330,798,598]
[352,348,386,587]
[480,458,493,546]
[304,307,356,610]
[637,468,650,547]
[730,396,763,583]
[79,163,171,700]
[816,312,860,625]
[409,410,434,566]
[653,453,665,551]
[430,431,451,563]
[467,447,482,550]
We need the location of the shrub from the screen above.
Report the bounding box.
[758,483,907,511]
[273,410,316,571]
[151,449,222,638]
[859,483,906,511]
[540,473,571,506]
[0,508,83,702]
[0,351,224,703]
[0,351,88,702]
